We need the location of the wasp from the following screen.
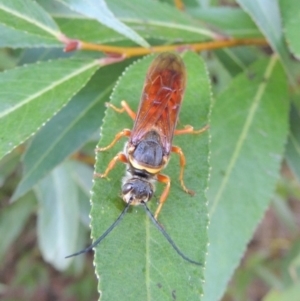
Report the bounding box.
[67,52,208,265]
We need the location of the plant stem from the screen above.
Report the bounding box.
[63,37,268,58]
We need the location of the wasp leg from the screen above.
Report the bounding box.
[154,174,171,220]
[174,0,184,11]
[105,100,136,120]
[171,146,195,196]
[174,124,209,135]
[96,129,131,152]
[94,153,128,178]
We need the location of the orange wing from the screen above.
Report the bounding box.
[130,52,186,154]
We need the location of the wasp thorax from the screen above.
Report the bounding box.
[122,178,154,205]
[132,131,164,167]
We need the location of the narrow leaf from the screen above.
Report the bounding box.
[0,150,20,184]
[49,0,219,43]
[18,47,72,64]
[57,0,149,48]
[286,105,300,181]
[197,0,209,8]
[189,7,262,38]
[109,0,218,39]
[263,283,300,301]
[215,46,263,76]
[56,17,125,45]
[0,194,35,263]
[90,52,210,300]
[37,0,77,17]
[12,62,127,201]
[236,0,296,83]
[0,23,60,48]
[0,0,61,44]
[203,57,289,301]
[70,161,93,227]
[0,58,99,159]
[56,16,210,45]
[280,0,300,59]
[34,162,80,271]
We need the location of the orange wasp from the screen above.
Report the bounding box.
[67,52,208,265]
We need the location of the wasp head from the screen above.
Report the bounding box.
[121,177,154,205]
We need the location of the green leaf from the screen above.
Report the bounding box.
[70,221,90,275]
[69,161,94,274]
[53,0,219,45]
[0,194,35,262]
[188,7,262,38]
[286,105,300,181]
[70,161,93,227]
[272,196,298,234]
[204,53,232,95]
[236,0,296,84]
[215,46,263,77]
[0,23,60,48]
[0,58,99,159]
[57,0,149,48]
[34,161,80,271]
[90,52,210,300]
[263,283,300,301]
[0,149,20,185]
[19,47,72,64]
[71,161,94,197]
[203,57,289,301]
[56,17,126,45]
[37,0,78,17]
[12,62,128,201]
[185,0,206,8]
[109,0,218,40]
[57,17,210,45]
[0,0,61,48]
[280,0,300,59]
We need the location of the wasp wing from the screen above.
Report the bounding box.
[130,53,186,154]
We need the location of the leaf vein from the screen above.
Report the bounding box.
[0,60,98,119]
[0,4,58,37]
[210,55,278,216]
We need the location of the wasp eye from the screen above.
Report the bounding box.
[148,189,154,200]
[122,183,133,194]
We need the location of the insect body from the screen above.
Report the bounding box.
[67,52,208,265]
[97,52,207,219]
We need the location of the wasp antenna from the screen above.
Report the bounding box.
[142,203,202,266]
[65,203,131,259]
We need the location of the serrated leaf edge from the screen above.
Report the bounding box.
[209,55,279,216]
[2,58,99,160]
[0,2,60,38]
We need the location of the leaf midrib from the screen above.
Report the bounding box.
[123,19,216,38]
[20,82,114,187]
[0,60,98,119]
[0,3,58,37]
[209,55,278,216]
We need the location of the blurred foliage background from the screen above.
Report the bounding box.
[0,0,300,300]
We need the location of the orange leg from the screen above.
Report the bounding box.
[154,174,171,220]
[94,153,128,179]
[174,124,209,135]
[174,0,184,10]
[171,145,195,196]
[96,129,131,152]
[105,100,136,120]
